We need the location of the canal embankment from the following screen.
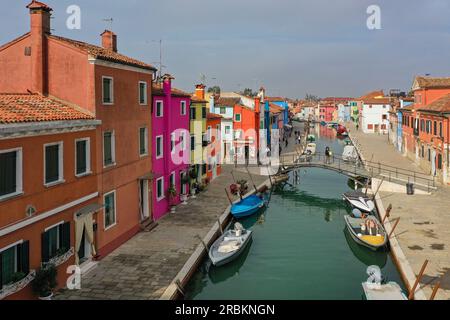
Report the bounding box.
[347,122,449,300]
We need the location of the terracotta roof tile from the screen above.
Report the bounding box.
[215,97,240,107]
[206,112,222,120]
[417,94,450,113]
[359,90,385,100]
[49,35,156,71]
[151,83,191,98]
[414,76,450,90]
[269,103,284,114]
[0,93,95,124]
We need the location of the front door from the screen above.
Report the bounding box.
[140,180,150,220]
[78,227,92,264]
[432,149,437,176]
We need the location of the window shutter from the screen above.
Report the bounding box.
[41,231,50,263]
[60,222,71,252]
[19,241,30,275]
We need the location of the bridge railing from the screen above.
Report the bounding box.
[280,152,437,192]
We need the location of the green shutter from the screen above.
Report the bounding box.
[76,140,87,174]
[0,151,17,196]
[60,222,71,253]
[41,231,50,263]
[45,145,59,183]
[19,241,30,275]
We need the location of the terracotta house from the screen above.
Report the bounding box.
[0,1,155,298]
[206,112,222,181]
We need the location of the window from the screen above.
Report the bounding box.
[207,126,212,142]
[170,133,175,154]
[103,131,115,167]
[139,127,148,156]
[191,136,195,151]
[41,222,70,263]
[428,149,431,162]
[44,142,63,185]
[156,177,164,201]
[438,154,443,170]
[0,148,22,200]
[170,172,176,189]
[235,114,241,122]
[139,81,147,105]
[102,77,114,104]
[190,107,196,120]
[202,107,207,119]
[180,172,187,195]
[181,101,187,115]
[0,241,29,288]
[156,135,163,159]
[220,107,226,114]
[420,119,424,132]
[180,132,186,150]
[75,139,90,176]
[104,191,116,229]
[225,126,231,134]
[382,115,387,120]
[156,101,163,117]
[439,122,443,137]
[433,121,437,136]
[421,145,425,158]
[368,124,373,130]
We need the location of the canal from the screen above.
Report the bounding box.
[185,124,405,300]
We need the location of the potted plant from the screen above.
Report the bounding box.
[10,271,26,284]
[237,179,248,195]
[32,263,57,300]
[167,185,177,213]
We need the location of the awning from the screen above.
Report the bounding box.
[139,172,162,181]
[74,203,104,218]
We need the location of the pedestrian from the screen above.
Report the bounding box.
[325,146,330,164]
[356,123,359,131]
[285,139,288,147]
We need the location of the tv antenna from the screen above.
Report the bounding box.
[102,18,114,51]
[151,39,164,80]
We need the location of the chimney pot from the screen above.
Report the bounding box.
[101,30,117,52]
[195,84,206,100]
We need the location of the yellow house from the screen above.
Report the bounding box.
[190,85,208,184]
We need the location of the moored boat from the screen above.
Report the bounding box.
[304,143,317,155]
[343,191,375,212]
[342,145,358,162]
[231,194,266,218]
[209,223,253,267]
[344,215,388,251]
[362,266,407,300]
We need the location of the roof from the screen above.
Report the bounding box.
[26,0,52,11]
[417,94,450,114]
[363,98,391,105]
[269,103,284,114]
[191,95,208,103]
[0,93,95,124]
[206,112,223,120]
[359,90,385,100]
[266,97,286,102]
[215,97,241,107]
[413,76,450,90]
[151,83,191,98]
[49,35,156,71]
[322,97,353,102]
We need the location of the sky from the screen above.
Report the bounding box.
[2,0,450,99]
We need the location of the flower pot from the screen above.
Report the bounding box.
[170,207,176,213]
[191,189,196,198]
[38,292,53,300]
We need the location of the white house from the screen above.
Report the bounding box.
[360,98,391,134]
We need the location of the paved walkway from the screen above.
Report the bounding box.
[347,122,449,300]
[55,165,266,300]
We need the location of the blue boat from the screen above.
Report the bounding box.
[231,195,265,219]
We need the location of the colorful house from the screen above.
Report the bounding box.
[206,112,222,180]
[234,102,260,164]
[0,1,155,298]
[151,75,190,220]
[358,91,391,134]
[213,97,240,163]
[190,85,208,185]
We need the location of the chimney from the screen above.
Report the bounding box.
[101,30,117,52]
[258,86,265,103]
[162,74,174,95]
[27,0,52,94]
[254,98,260,114]
[195,84,206,100]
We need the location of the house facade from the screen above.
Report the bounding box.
[206,113,222,181]
[190,85,208,185]
[151,75,190,221]
[0,1,155,298]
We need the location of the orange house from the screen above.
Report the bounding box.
[206,113,222,181]
[0,94,101,299]
[233,101,260,164]
[0,1,156,298]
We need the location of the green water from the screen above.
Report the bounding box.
[185,126,405,300]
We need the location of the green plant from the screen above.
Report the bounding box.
[181,175,190,185]
[31,263,57,297]
[189,168,198,180]
[167,185,177,199]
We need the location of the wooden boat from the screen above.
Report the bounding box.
[304,143,316,155]
[231,194,265,218]
[343,191,375,212]
[344,215,388,251]
[208,223,252,267]
[342,145,358,162]
[362,282,407,300]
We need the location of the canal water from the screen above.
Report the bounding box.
[185,125,405,300]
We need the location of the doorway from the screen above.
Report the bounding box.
[140,180,150,220]
[78,227,92,264]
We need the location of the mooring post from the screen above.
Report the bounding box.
[388,217,400,239]
[217,218,223,234]
[429,281,441,300]
[408,260,429,300]
[195,234,209,252]
[382,204,392,224]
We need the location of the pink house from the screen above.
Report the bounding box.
[152,75,191,220]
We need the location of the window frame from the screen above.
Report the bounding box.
[75,138,91,177]
[156,135,164,159]
[181,101,187,116]
[170,171,176,189]
[156,177,164,201]
[103,190,117,230]
[155,100,164,117]
[0,147,23,201]
[170,132,176,154]
[138,81,148,106]
[139,127,149,157]
[103,131,116,168]
[43,141,64,187]
[235,113,241,122]
[102,76,114,105]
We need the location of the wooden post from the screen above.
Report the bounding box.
[382,204,392,224]
[195,234,209,252]
[429,282,441,300]
[372,177,385,200]
[267,165,273,187]
[388,217,400,239]
[217,218,223,234]
[224,188,233,205]
[245,166,258,192]
[231,171,237,184]
[408,260,429,300]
